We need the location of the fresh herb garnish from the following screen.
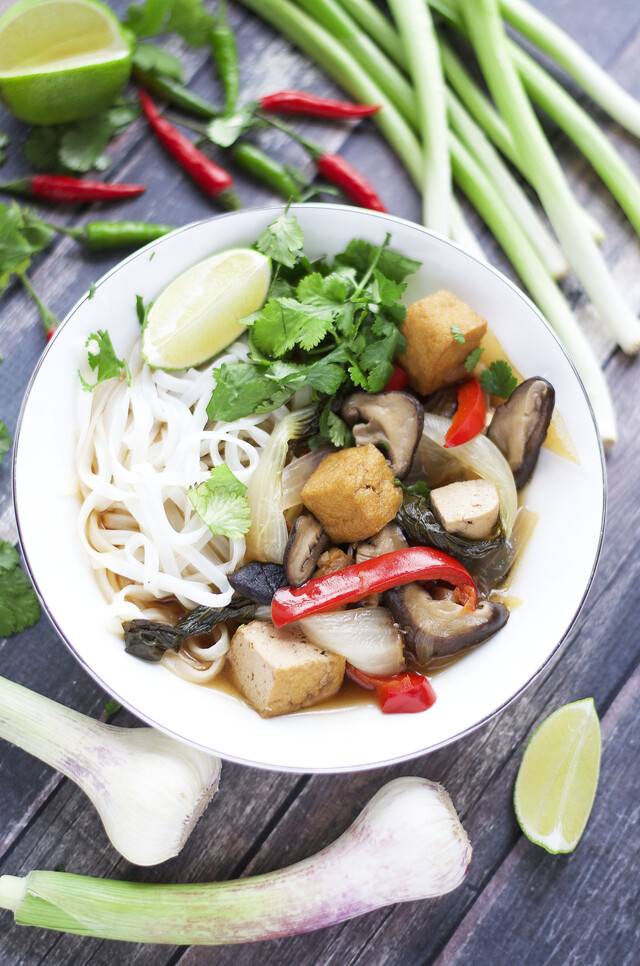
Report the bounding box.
[0,538,41,638]
[205,108,255,148]
[88,281,96,300]
[132,42,184,81]
[187,464,251,539]
[397,479,430,499]
[464,346,485,372]
[124,0,214,45]
[103,700,121,720]
[79,330,131,391]
[451,323,465,344]
[25,102,139,175]
[480,359,518,398]
[0,420,10,466]
[136,294,153,327]
[207,214,420,445]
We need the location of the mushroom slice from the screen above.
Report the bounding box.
[228,562,289,605]
[487,377,555,489]
[355,522,409,564]
[283,512,330,587]
[340,391,424,479]
[384,584,509,664]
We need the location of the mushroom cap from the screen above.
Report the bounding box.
[282,512,330,587]
[487,377,555,489]
[340,390,424,479]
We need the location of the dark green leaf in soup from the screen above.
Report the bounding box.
[123,598,257,662]
[396,492,505,561]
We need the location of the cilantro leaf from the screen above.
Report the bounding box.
[132,42,184,81]
[24,103,138,174]
[464,346,484,373]
[103,700,121,720]
[59,114,115,173]
[0,565,41,637]
[0,420,10,465]
[480,360,518,398]
[125,0,214,45]
[335,239,420,283]
[205,108,255,148]
[208,363,293,422]
[187,464,251,539]
[0,540,19,575]
[316,401,353,448]
[255,213,304,268]
[252,298,333,357]
[88,282,96,300]
[136,294,153,327]
[25,127,61,171]
[451,323,465,344]
[79,330,131,391]
[0,203,38,293]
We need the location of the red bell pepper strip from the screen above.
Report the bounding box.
[138,89,239,209]
[346,665,437,714]
[444,377,486,448]
[0,175,146,203]
[383,363,409,392]
[259,91,381,119]
[271,547,477,628]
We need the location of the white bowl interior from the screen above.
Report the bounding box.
[14,204,605,772]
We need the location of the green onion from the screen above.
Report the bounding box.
[0,675,221,866]
[0,779,471,943]
[388,0,451,233]
[460,0,640,355]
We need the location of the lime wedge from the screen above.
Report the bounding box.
[0,0,132,124]
[514,697,601,854]
[142,248,271,371]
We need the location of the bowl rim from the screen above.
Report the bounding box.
[13,202,607,772]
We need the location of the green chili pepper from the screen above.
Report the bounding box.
[233,143,303,200]
[81,222,174,250]
[132,67,218,120]
[210,1,240,116]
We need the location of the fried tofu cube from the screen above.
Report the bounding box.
[397,290,487,396]
[430,478,500,540]
[228,620,345,717]
[301,444,403,543]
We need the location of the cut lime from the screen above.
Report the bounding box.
[0,0,133,124]
[142,248,271,370]
[514,697,601,854]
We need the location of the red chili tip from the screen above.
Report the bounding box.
[45,327,57,342]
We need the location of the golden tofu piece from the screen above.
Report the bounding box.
[301,444,403,543]
[228,620,345,717]
[397,290,487,396]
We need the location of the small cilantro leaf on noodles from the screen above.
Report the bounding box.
[79,330,131,391]
[188,465,251,540]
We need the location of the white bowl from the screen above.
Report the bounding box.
[13,204,605,772]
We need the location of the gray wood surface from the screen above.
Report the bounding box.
[1,1,639,963]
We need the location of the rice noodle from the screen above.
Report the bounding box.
[77,338,282,681]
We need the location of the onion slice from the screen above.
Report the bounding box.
[282,447,335,510]
[298,607,404,675]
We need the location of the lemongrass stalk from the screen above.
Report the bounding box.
[449,195,486,261]
[387,0,451,234]
[499,0,640,138]
[460,0,640,354]
[447,89,568,278]
[294,0,416,123]
[236,0,423,183]
[0,675,221,867]
[512,44,640,236]
[0,778,471,943]
[450,131,617,445]
[438,39,605,243]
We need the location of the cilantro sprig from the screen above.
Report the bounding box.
[0,538,41,638]
[206,213,420,446]
[480,359,518,398]
[25,102,139,175]
[79,331,131,392]
[187,464,251,539]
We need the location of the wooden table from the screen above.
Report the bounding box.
[1,1,639,962]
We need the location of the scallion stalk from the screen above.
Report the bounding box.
[387,0,451,234]
[460,0,640,355]
[0,778,471,944]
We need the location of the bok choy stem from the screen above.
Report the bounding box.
[0,778,471,944]
[0,675,221,866]
[460,0,640,354]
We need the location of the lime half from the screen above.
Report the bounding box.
[143,248,271,371]
[514,697,601,854]
[0,0,132,124]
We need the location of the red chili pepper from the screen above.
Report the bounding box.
[383,363,409,392]
[346,665,437,714]
[0,175,146,203]
[259,91,381,119]
[444,377,486,448]
[271,547,477,628]
[45,327,57,342]
[138,89,239,209]
[316,153,387,212]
